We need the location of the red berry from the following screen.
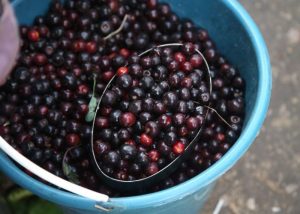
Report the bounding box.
[100,107,112,116]
[125,139,135,145]
[173,141,185,155]
[190,54,203,68]
[147,0,157,9]
[78,104,89,115]
[72,67,82,77]
[181,77,193,88]
[181,61,193,73]
[148,150,160,162]
[140,133,153,147]
[95,117,109,129]
[66,133,81,146]
[147,162,159,175]
[119,48,130,58]
[38,106,49,116]
[174,52,186,63]
[72,40,85,52]
[108,0,119,12]
[117,67,129,76]
[33,53,47,65]
[158,114,172,128]
[186,117,200,130]
[102,71,115,82]
[77,84,89,95]
[216,133,225,142]
[120,112,136,127]
[85,41,97,53]
[27,29,40,42]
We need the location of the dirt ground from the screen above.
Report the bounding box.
[203,0,300,213]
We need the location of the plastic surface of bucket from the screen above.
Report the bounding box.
[0,0,272,213]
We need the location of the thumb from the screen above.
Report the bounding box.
[0,0,20,86]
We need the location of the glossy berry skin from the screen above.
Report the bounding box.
[164,132,177,146]
[66,133,80,146]
[148,150,160,162]
[102,90,118,106]
[140,133,153,147]
[120,144,137,160]
[163,92,178,108]
[104,151,120,166]
[95,117,109,129]
[94,140,111,156]
[172,141,185,155]
[142,98,154,112]
[158,114,172,128]
[27,29,40,42]
[151,85,164,98]
[139,112,152,124]
[117,67,129,76]
[119,112,136,127]
[147,162,159,175]
[174,52,186,63]
[136,152,149,167]
[144,121,159,137]
[140,76,154,90]
[190,54,203,68]
[173,113,186,126]
[85,41,97,53]
[128,100,142,115]
[186,117,200,130]
[183,43,195,55]
[116,74,133,89]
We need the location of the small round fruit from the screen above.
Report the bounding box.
[140,133,153,147]
[172,141,185,155]
[120,112,136,127]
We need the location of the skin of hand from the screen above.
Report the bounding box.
[0,0,20,86]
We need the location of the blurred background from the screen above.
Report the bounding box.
[1,0,299,213]
[204,0,300,213]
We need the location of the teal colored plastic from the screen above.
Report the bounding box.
[0,0,272,213]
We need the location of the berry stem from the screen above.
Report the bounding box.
[3,121,10,127]
[103,14,129,41]
[62,145,81,184]
[193,101,233,128]
[85,76,98,122]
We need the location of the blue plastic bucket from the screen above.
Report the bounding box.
[0,0,272,213]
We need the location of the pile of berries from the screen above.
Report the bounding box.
[94,44,211,180]
[0,0,245,196]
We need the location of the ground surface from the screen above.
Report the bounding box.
[203,0,300,213]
